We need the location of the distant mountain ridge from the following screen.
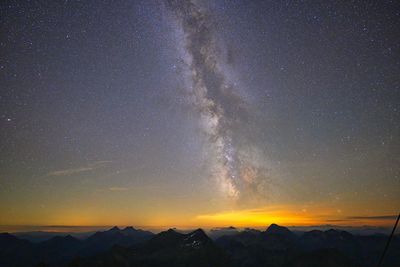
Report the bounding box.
[69,228,231,267]
[0,224,399,267]
[215,224,399,267]
[0,226,154,267]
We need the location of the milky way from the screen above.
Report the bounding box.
[1,0,399,228]
[166,0,269,202]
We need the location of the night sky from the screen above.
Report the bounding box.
[0,0,399,230]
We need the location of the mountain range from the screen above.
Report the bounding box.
[0,224,399,267]
[0,226,153,267]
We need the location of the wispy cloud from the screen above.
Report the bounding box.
[46,161,112,177]
[108,187,130,192]
[47,167,95,176]
[325,215,398,223]
[326,219,349,222]
[346,215,398,220]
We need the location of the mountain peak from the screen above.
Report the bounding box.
[186,229,210,242]
[325,229,353,239]
[109,226,120,232]
[182,229,210,248]
[122,226,136,233]
[189,228,207,237]
[265,224,293,236]
[155,228,181,238]
[64,234,80,242]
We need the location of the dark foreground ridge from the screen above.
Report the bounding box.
[0,224,399,267]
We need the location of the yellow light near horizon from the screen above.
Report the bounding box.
[194,205,397,228]
[1,199,396,232]
[195,208,322,227]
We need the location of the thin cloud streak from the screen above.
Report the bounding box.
[46,161,112,177]
[108,187,130,192]
[346,215,398,220]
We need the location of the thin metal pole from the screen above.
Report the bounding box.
[377,213,400,267]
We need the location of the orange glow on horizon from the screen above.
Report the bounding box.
[1,202,396,232]
[194,205,397,228]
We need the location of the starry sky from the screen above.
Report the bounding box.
[0,0,399,230]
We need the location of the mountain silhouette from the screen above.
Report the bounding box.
[209,226,239,239]
[69,228,232,267]
[0,224,399,267]
[82,226,153,255]
[215,225,399,267]
[265,224,296,237]
[0,233,36,266]
[0,226,153,267]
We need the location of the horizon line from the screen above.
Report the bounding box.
[0,223,394,233]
